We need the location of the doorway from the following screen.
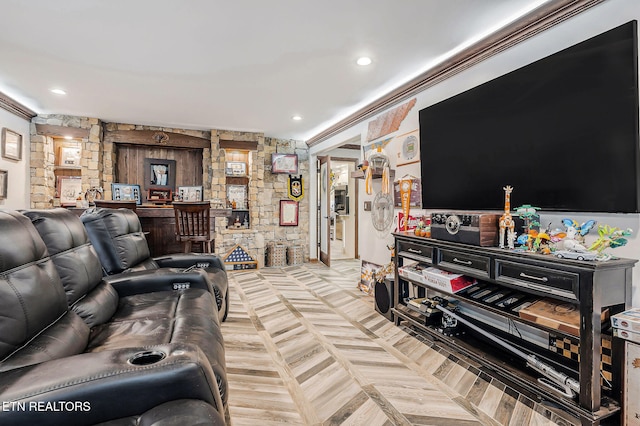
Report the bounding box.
[329,159,357,261]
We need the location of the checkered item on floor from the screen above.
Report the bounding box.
[550,334,612,383]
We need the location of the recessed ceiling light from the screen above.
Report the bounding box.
[356,57,372,66]
[50,88,67,95]
[292,115,303,121]
[64,136,73,140]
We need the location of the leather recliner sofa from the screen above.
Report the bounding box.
[80,207,229,322]
[0,209,227,425]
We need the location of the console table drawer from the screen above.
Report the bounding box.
[495,260,578,301]
[437,249,490,279]
[397,241,433,263]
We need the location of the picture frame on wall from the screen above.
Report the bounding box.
[227,184,247,209]
[59,146,82,167]
[59,176,83,206]
[1,128,22,161]
[178,185,203,201]
[0,170,7,199]
[55,175,79,198]
[143,158,176,191]
[147,187,172,204]
[271,153,298,174]
[111,183,142,205]
[279,200,298,226]
[394,130,420,167]
[225,161,247,176]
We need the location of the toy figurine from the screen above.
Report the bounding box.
[555,218,595,252]
[561,218,596,244]
[515,204,541,234]
[589,225,632,260]
[499,186,516,249]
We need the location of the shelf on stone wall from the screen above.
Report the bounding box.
[54,165,82,171]
[350,169,395,180]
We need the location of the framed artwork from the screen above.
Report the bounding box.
[59,177,83,206]
[225,161,247,176]
[0,170,7,199]
[1,128,22,161]
[394,130,420,167]
[178,185,203,201]
[55,175,80,198]
[147,187,172,203]
[271,153,298,174]
[358,260,382,295]
[111,183,142,205]
[143,158,176,190]
[393,177,422,208]
[279,200,298,226]
[227,184,247,209]
[59,146,82,167]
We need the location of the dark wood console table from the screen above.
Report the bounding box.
[68,206,232,257]
[136,206,231,256]
[392,231,636,425]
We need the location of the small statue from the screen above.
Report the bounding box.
[589,225,632,260]
[499,186,515,249]
[84,186,103,206]
[562,219,596,244]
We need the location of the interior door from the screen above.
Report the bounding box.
[319,156,331,266]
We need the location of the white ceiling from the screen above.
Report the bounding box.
[0,0,550,141]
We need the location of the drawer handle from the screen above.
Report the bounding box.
[453,257,472,265]
[407,248,422,254]
[519,272,548,282]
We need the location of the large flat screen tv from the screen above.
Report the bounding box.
[419,21,639,213]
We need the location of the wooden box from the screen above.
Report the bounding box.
[519,298,608,337]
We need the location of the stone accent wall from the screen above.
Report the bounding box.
[212,130,264,265]
[212,131,310,268]
[29,133,56,208]
[28,115,310,267]
[30,115,102,208]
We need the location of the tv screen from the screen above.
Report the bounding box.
[419,21,639,213]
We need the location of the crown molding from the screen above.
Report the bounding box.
[306,0,605,147]
[0,91,37,121]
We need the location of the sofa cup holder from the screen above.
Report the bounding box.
[128,350,166,366]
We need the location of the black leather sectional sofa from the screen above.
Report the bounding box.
[81,207,229,322]
[0,208,228,425]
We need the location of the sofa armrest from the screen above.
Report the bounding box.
[102,269,213,297]
[154,253,225,272]
[0,343,224,426]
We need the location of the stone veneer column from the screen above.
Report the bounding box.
[85,120,103,192]
[211,129,310,268]
[29,132,56,208]
[30,115,103,208]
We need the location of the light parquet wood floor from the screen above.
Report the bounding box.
[221,260,578,426]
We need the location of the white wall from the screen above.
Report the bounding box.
[0,108,30,209]
[309,0,640,305]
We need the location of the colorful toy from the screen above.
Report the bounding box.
[589,225,632,259]
[515,204,540,233]
[555,250,597,261]
[498,185,516,249]
[561,219,596,243]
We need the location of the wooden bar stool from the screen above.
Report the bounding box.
[173,202,214,253]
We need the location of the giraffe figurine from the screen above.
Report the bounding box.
[499,185,515,249]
